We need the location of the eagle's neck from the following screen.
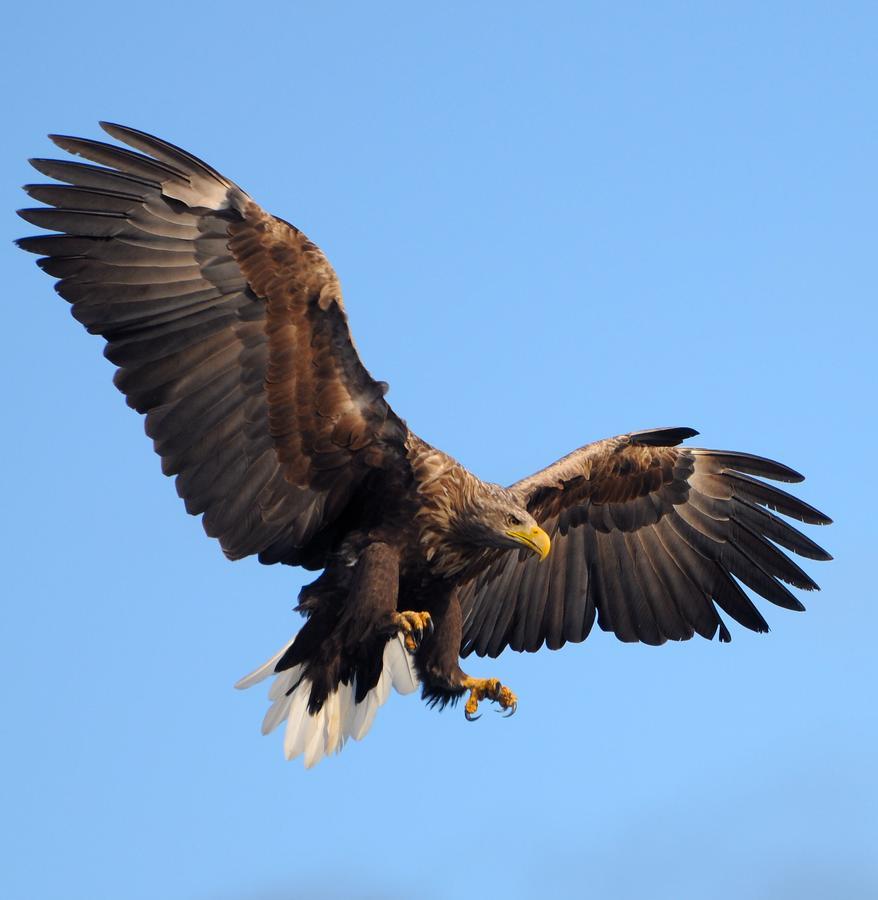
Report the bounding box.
[405,434,497,579]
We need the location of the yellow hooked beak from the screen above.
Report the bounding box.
[506,525,552,561]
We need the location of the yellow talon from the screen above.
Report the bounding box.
[461,676,518,720]
[393,610,432,651]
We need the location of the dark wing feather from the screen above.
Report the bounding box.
[459,426,831,658]
[18,123,408,565]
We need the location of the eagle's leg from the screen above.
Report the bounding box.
[460,676,518,720]
[391,610,433,652]
[414,587,518,718]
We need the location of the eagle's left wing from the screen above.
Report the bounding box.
[459,427,831,658]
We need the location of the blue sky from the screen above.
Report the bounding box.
[2,3,875,898]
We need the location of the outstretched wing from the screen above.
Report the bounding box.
[18,123,408,565]
[459,426,831,658]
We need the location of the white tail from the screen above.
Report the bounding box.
[235,634,419,768]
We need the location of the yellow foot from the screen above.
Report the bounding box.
[461,677,518,721]
[393,610,433,652]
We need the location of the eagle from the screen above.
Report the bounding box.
[17,124,831,768]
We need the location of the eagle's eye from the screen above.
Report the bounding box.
[506,513,523,527]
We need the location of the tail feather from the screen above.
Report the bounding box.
[349,666,390,742]
[233,638,295,691]
[268,664,302,702]
[385,636,419,695]
[260,668,302,735]
[236,634,420,768]
[283,687,311,761]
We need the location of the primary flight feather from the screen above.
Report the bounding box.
[17,123,831,767]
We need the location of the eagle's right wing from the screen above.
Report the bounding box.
[18,123,408,565]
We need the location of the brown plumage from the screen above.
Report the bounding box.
[17,124,831,767]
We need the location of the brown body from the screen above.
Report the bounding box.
[18,125,831,756]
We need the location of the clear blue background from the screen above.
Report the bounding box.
[2,3,875,898]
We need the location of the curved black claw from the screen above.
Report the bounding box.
[465,708,481,722]
[425,616,435,637]
[502,701,517,718]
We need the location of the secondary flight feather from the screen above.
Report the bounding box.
[17,124,831,767]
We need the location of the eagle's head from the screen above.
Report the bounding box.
[454,484,551,561]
